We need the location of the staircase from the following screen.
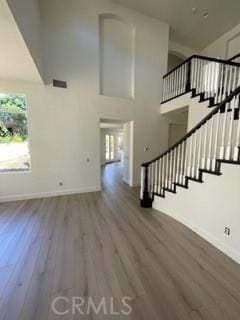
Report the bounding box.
[140,54,240,208]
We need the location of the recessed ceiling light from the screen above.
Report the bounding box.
[203,13,209,19]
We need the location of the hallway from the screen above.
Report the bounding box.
[0,163,240,319]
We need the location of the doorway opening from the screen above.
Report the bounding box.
[100,119,133,187]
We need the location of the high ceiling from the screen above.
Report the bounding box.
[114,0,240,50]
[0,1,42,82]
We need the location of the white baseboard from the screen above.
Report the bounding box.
[0,186,101,203]
[180,216,240,265]
[154,205,240,265]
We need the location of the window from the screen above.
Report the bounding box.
[0,93,31,172]
[110,135,114,160]
[118,135,123,153]
[105,134,114,161]
[105,134,110,161]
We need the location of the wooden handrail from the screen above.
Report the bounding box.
[164,54,240,79]
[142,85,240,167]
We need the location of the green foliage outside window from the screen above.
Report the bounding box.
[0,93,28,143]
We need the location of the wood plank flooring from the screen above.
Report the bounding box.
[0,162,240,319]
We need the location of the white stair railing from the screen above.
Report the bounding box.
[141,86,240,207]
[162,55,240,105]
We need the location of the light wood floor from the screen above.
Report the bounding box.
[0,163,240,320]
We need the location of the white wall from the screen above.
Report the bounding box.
[6,0,43,80]
[99,14,135,99]
[0,80,101,201]
[153,163,240,264]
[202,23,240,59]
[169,41,198,59]
[161,93,210,131]
[167,53,184,72]
[0,0,42,83]
[157,89,240,264]
[0,0,169,200]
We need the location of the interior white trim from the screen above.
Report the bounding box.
[0,186,101,203]
[155,208,240,265]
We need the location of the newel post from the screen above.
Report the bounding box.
[140,164,153,208]
[185,59,192,92]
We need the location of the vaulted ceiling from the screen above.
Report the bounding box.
[114,0,240,50]
[0,0,42,83]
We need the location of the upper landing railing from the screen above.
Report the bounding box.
[162,55,240,105]
[228,53,240,64]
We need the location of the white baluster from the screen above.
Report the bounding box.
[176,145,180,183]
[184,63,187,93]
[176,69,179,95]
[162,156,166,190]
[163,79,166,102]
[197,127,203,178]
[223,65,229,100]
[179,67,182,94]
[168,75,171,100]
[227,66,233,97]
[205,61,211,99]
[179,66,182,94]
[226,67,238,160]
[234,97,240,161]
[174,70,177,97]
[171,71,174,99]
[165,78,167,101]
[187,135,193,176]
[154,160,158,194]
[158,159,162,194]
[182,64,185,93]
[226,100,236,160]
[178,67,182,95]
[219,101,229,159]
[210,62,215,98]
[206,117,214,170]
[182,140,187,185]
[173,71,176,97]
[165,154,169,188]
[169,151,173,189]
[217,64,224,104]
[149,164,153,194]
[212,110,221,169]
[200,60,206,94]
[191,58,195,89]
[172,148,176,185]
[192,132,197,177]
[202,121,208,168]
[169,75,172,100]
[170,73,173,99]
[194,58,198,90]
[178,143,182,183]
[196,59,201,93]
[140,166,145,199]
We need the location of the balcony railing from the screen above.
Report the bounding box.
[228,53,240,64]
[141,85,240,207]
[162,55,240,105]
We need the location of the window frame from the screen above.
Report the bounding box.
[0,92,32,174]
